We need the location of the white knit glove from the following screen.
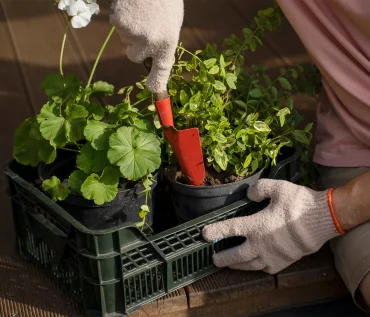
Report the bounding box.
[109,0,184,93]
[202,179,342,274]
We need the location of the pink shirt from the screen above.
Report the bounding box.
[278,0,370,167]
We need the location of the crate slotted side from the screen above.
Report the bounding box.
[4,146,301,316]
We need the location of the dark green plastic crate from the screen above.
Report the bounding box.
[3,146,301,317]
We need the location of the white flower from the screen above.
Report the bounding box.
[57,0,99,28]
[58,0,76,11]
[86,1,100,15]
[67,0,92,28]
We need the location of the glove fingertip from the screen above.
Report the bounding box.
[202,224,222,243]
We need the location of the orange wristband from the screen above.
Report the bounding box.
[327,188,346,235]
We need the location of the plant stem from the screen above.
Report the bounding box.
[177,46,204,63]
[60,20,70,76]
[61,147,80,153]
[86,26,116,88]
[132,97,151,107]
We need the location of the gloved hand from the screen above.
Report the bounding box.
[202,179,342,274]
[109,0,184,93]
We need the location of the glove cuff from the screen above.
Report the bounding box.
[304,189,342,245]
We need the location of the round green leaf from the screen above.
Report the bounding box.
[76,143,108,174]
[90,81,114,97]
[13,117,56,166]
[108,127,161,181]
[249,88,263,98]
[80,166,119,205]
[68,170,88,193]
[84,120,113,150]
[42,176,70,202]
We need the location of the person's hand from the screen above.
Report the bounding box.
[202,179,342,274]
[109,0,184,94]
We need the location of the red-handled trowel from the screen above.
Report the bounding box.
[144,58,205,186]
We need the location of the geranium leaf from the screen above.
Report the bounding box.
[37,102,67,146]
[13,117,56,166]
[85,103,105,120]
[65,103,88,142]
[84,120,113,150]
[68,170,88,193]
[76,143,107,174]
[42,176,70,202]
[90,81,114,97]
[108,127,161,180]
[41,73,65,98]
[80,166,119,205]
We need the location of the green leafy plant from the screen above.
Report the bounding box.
[13,1,161,229]
[137,3,321,182]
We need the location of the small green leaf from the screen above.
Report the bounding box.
[249,88,263,98]
[220,54,225,68]
[42,176,70,202]
[243,154,252,168]
[180,90,189,105]
[154,115,161,129]
[304,122,313,132]
[213,133,227,144]
[286,96,294,109]
[138,204,150,218]
[68,170,88,193]
[262,74,271,86]
[148,104,156,112]
[251,160,259,173]
[108,127,161,180]
[292,130,310,145]
[80,166,119,205]
[254,121,271,132]
[203,58,217,68]
[291,69,298,79]
[203,83,213,97]
[84,120,113,150]
[90,81,114,97]
[242,28,252,38]
[234,100,247,109]
[208,65,220,75]
[278,77,292,90]
[271,86,278,100]
[277,107,290,117]
[211,94,223,107]
[214,147,228,171]
[213,80,226,91]
[77,143,107,174]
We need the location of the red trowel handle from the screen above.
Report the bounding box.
[155,98,174,127]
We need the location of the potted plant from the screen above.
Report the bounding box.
[12,0,162,231]
[134,5,321,223]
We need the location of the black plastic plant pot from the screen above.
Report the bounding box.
[38,155,158,230]
[166,145,301,224]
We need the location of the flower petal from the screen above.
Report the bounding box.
[70,12,91,28]
[87,2,100,15]
[67,0,88,16]
[58,0,75,11]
